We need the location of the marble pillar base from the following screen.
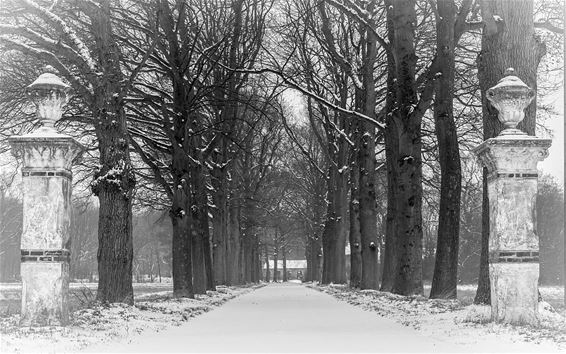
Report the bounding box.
[20,262,69,326]
[489,263,539,325]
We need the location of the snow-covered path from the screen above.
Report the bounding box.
[85,283,558,353]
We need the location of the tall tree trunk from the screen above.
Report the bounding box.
[305,235,312,281]
[203,222,215,291]
[321,185,334,284]
[191,225,206,294]
[312,190,324,283]
[282,244,287,282]
[380,0,399,292]
[265,244,270,282]
[228,203,241,285]
[381,127,399,292]
[349,153,362,288]
[358,120,379,290]
[155,246,162,283]
[90,0,135,305]
[474,0,545,304]
[190,182,206,294]
[198,172,214,291]
[170,210,193,298]
[313,234,323,283]
[252,233,260,282]
[307,231,323,282]
[430,0,462,300]
[359,20,380,290]
[95,163,134,304]
[190,164,209,294]
[391,0,424,296]
[211,169,228,285]
[273,244,279,283]
[334,175,349,284]
[242,205,253,283]
[316,234,323,282]
[322,164,348,284]
[475,171,492,304]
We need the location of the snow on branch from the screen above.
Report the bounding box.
[317,1,363,90]
[0,36,93,98]
[0,24,94,76]
[325,0,391,53]
[534,21,564,34]
[22,0,97,72]
[224,65,385,131]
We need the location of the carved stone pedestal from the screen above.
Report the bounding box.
[475,136,550,324]
[474,69,551,325]
[10,135,82,326]
[9,73,83,326]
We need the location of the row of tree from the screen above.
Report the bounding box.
[0,0,563,304]
[2,171,562,286]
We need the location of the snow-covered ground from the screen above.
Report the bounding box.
[423,283,566,310]
[84,282,466,353]
[313,283,566,352]
[1,282,565,353]
[86,283,565,353]
[0,284,262,353]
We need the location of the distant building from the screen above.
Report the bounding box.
[263,260,307,281]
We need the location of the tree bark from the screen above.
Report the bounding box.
[203,220,215,291]
[349,146,362,288]
[190,165,210,294]
[91,1,135,304]
[358,19,380,290]
[242,213,254,283]
[252,233,261,283]
[211,169,228,285]
[273,243,279,283]
[191,224,206,294]
[321,162,348,284]
[380,0,399,292]
[430,0,462,300]
[228,203,242,285]
[282,243,288,282]
[391,0,424,296]
[474,0,545,304]
[265,244,270,282]
[170,209,193,298]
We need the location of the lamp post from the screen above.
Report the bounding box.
[474,68,551,325]
[9,73,84,326]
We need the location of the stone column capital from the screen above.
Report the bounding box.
[8,133,84,172]
[473,135,551,177]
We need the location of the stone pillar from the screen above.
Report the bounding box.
[9,73,83,326]
[474,69,551,325]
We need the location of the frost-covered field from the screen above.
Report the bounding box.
[312,283,566,350]
[423,283,566,310]
[0,282,173,316]
[0,284,263,353]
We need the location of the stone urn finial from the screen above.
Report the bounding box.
[26,73,71,133]
[486,68,535,136]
